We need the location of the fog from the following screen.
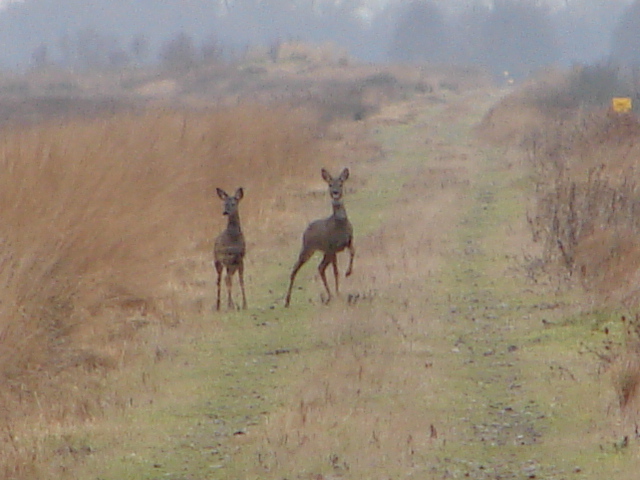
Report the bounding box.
[0,0,637,75]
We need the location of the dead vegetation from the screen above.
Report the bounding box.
[480,64,640,435]
[479,64,640,301]
[0,102,333,478]
[616,316,640,410]
[522,111,640,298]
[596,313,640,435]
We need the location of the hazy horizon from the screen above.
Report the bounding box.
[0,0,636,73]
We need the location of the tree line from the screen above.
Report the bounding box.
[0,0,638,75]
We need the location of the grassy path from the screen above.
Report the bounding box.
[77,90,640,479]
[383,92,637,479]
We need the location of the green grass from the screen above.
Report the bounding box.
[75,307,317,478]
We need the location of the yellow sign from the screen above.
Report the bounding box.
[612,97,632,113]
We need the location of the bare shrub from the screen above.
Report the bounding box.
[481,71,640,296]
[523,110,640,298]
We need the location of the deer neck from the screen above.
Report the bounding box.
[226,212,243,236]
[332,199,348,222]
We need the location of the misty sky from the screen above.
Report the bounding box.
[0,0,632,13]
[0,0,636,71]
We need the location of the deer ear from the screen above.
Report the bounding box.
[321,168,333,183]
[235,187,244,200]
[216,188,228,200]
[339,168,350,181]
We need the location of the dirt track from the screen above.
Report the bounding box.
[81,89,640,479]
[359,91,639,480]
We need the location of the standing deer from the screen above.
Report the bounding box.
[214,187,247,310]
[285,168,355,307]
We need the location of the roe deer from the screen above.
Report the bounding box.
[214,187,247,310]
[285,167,355,307]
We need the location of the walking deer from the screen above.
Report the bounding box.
[285,168,355,307]
[214,187,247,310]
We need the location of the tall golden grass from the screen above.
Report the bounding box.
[0,103,328,477]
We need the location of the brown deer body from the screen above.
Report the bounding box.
[285,168,355,307]
[214,187,247,310]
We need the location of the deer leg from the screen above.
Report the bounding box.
[345,241,355,277]
[285,248,313,307]
[215,261,223,311]
[238,261,247,310]
[226,269,234,309]
[318,254,333,304]
[332,256,340,296]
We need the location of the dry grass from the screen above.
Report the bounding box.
[248,224,444,478]
[480,66,640,304]
[610,315,640,432]
[254,325,436,477]
[522,110,640,304]
[0,59,494,478]
[476,95,548,146]
[0,103,331,478]
[233,101,476,479]
[481,68,640,431]
[477,64,634,147]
